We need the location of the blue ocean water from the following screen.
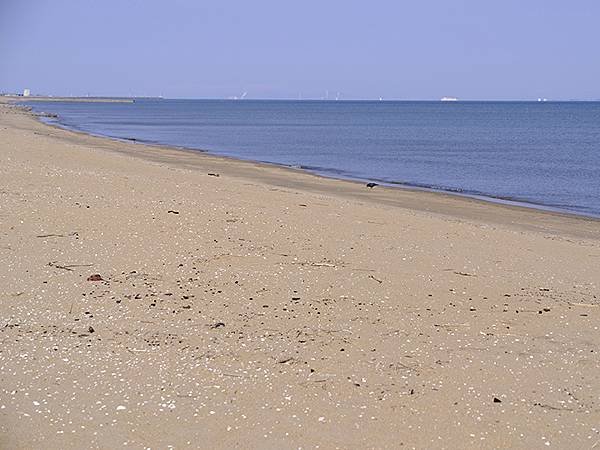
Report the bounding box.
[26,99,600,217]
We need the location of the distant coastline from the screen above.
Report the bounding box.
[3,95,135,103]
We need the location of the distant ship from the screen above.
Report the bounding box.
[440,96,458,102]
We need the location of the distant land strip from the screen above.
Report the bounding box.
[4,96,135,103]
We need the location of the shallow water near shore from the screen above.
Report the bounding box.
[25,99,600,217]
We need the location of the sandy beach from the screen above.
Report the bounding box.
[1,99,599,449]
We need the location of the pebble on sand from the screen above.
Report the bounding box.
[87,274,103,282]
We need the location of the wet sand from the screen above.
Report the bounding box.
[1,100,599,449]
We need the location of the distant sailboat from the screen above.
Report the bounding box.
[227,91,248,100]
[441,96,458,102]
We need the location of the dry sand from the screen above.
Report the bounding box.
[1,100,599,449]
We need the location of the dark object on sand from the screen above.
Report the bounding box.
[167,210,179,214]
[87,274,103,282]
[366,182,378,188]
[38,112,59,119]
[493,397,502,403]
[211,322,225,329]
[88,326,95,333]
[208,173,220,177]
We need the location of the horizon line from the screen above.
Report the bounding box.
[10,94,600,103]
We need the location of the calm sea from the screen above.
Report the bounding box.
[26,99,600,217]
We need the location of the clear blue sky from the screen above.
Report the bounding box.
[1,0,599,100]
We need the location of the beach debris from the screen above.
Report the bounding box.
[208,173,220,177]
[167,210,180,214]
[49,261,94,272]
[291,261,337,268]
[88,326,95,333]
[36,231,79,238]
[568,302,598,308]
[454,271,476,277]
[37,111,58,119]
[87,274,103,282]
[366,182,378,188]
[493,397,502,403]
[434,323,470,329]
[210,322,225,329]
[368,275,383,284]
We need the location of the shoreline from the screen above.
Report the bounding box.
[37,112,600,221]
[22,97,600,221]
[12,99,600,240]
[1,95,600,448]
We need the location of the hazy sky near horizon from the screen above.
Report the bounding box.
[1,0,599,100]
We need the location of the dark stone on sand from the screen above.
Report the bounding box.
[493,397,502,403]
[87,274,103,282]
[208,173,220,177]
[167,210,179,214]
[211,322,225,329]
[88,326,95,333]
[366,182,378,188]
